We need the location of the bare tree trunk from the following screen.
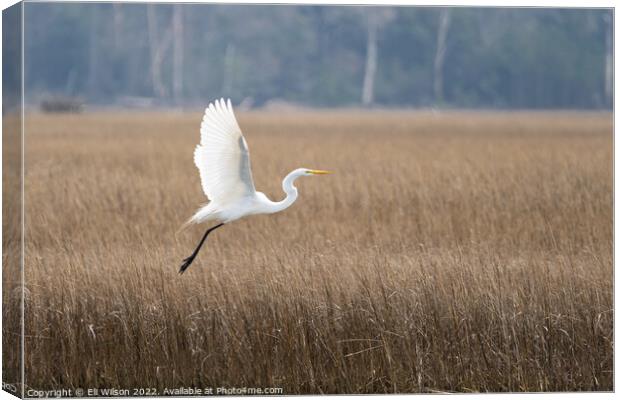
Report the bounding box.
[603,13,612,107]
[434,8,451,105]
[172,5,184,104]
[362,17,378,106]
[223,44,236,96]
[87,7,100,100]
[361,9,394,106]
[147,5,168,99]
[112,4,124,49]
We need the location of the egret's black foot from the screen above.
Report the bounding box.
[178,223,224,275]
[179,256,196,274]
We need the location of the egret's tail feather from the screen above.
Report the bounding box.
[176,204,214,238]
[174,218,192,236]
[175,216,196,238]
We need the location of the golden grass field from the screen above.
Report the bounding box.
[3,110,613,393]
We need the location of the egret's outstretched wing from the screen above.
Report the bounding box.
[194,98,256,202]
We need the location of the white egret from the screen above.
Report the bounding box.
[179,98,331,274]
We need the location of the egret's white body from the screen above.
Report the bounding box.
[179,98,330,273]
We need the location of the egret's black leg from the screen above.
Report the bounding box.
[179,223,225,274]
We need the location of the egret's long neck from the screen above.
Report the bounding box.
[269,170,300,213]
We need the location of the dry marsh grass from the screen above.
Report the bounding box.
[3,110,613,393]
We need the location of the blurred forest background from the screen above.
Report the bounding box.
[4,4,614,110]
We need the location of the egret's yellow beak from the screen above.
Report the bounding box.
[309,169,332,175]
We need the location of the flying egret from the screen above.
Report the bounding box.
[179,98,331,274]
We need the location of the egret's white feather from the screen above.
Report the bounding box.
[194,98,256,207]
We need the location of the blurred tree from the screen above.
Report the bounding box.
[21,4,612,110]
[603,12,613,107]
[433,8,451,105]
[361,7,395,106]
[2,4,22,111]
[147,4,172,99]
[172,5,184,103]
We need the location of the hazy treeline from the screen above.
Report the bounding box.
[10,4,614,109]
